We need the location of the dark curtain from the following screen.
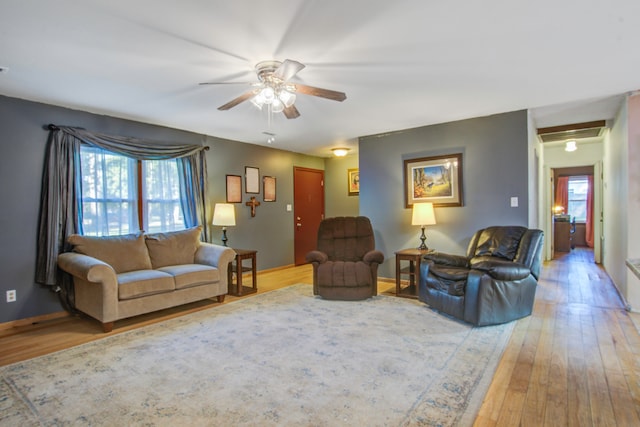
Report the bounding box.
[35,126,209,304]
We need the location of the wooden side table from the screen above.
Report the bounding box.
[395,248,431,299]
[228,249,258,296]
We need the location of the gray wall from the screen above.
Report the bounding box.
[324,155,359,217]
[204,136,323,264]
[0,95,322,323]
[359,110,531,279]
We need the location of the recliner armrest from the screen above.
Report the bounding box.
[306,250,328,264]
[470,259,531,281]
[363,250,384,264]
[423,251,469,268]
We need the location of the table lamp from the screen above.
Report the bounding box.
[212,203,236,246]
[411,202,436,250]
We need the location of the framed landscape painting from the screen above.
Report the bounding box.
[348,168,359,196]
[404,153,463,208]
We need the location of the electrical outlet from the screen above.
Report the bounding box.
[6,290,16,303]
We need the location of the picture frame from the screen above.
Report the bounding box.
[404,153,463,207]
[245,166,260,194]
[263,176,276,202]
[347,168,359,196]
[225,175,242,203]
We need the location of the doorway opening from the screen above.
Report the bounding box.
[551,166,595,260]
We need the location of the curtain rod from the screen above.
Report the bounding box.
[45,124,210,150]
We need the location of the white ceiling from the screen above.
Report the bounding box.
[1,0,638,156]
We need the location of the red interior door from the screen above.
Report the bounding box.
[293,167,324,265]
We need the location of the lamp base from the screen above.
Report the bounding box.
[221,227,228,247]
[417,226,428,250]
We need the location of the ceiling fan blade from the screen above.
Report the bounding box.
[274,59,305,82]
[218,90,256,110]
[283,105,300,119]
[293,84,346,102]
[199,81,253,85]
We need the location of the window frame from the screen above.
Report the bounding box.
[79,145,185,236]
[567,175,589,223]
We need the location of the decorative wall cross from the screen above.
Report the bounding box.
[245,196,261,217]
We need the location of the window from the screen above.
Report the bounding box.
[80,146,184,236]
[567,176,588,222]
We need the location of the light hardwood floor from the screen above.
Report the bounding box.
[1,249,639,426]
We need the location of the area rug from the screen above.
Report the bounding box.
[0,284,514,426]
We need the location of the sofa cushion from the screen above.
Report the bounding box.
[68,233,152,274]
[145,226,202,268]
[117,270,175,300]
[158,264,220,290]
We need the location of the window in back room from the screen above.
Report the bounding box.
[567,176,588,222]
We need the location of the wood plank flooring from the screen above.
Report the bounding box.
[475,248,640,426]
[1,248,639,426]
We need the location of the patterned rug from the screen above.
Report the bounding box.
[0,284,514,426]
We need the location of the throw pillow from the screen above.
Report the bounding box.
[145,226,202,268]
[68,232,152,274]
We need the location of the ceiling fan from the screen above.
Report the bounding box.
[199,59,346,119]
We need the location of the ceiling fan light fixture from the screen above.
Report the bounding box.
[279,90,296,108]
[261,86,275,104]
[271,98,284,113]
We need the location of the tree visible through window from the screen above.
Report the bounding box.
[567,176,588,222]
[80,145,184,236]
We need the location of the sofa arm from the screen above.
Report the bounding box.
[58,252,120,327]
[305,250,328,264]
[195,243,236,269]
[57,252,116,283]
[363,250,384,265]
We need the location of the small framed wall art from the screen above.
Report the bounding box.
[245,166,260,194]
[404,153,463,207]
[347,168,359,196]
[263,176,276,202]
[226,175,242,203]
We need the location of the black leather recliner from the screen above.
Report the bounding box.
[418,226,544,326]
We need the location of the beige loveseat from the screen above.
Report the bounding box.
[57,226,235,332]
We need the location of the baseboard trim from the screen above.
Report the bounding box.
[0,311,70,331]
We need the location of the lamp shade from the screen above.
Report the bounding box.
[411,202,436,226]
[212,203,236,226]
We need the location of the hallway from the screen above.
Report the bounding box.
[475,247,640,426]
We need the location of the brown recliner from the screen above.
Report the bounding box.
[419,226,544,326]
[306,216,385,300]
